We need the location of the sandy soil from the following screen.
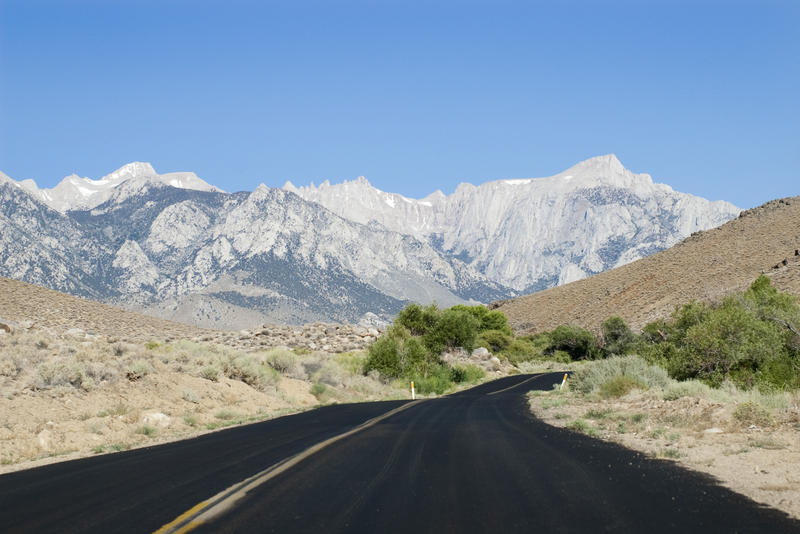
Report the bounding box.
[529,386,800,520]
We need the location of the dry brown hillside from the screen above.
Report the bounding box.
[497,197,800,335]
[0,277,208,342]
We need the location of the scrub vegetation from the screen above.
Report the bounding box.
[363,303,494,394]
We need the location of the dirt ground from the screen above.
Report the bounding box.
[529,385,800,520]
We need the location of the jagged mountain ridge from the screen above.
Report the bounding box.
[284,154,740,292]
[0,156,740,328]
[0,169,508,328]
[11,162,222,213]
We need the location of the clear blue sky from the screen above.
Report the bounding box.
[0,0,797,208]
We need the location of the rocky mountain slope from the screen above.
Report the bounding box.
[496,197,800,334]
[285,154,740,292]
[0,156,740,328]
[0,166,506,327]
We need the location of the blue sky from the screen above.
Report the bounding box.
[0,0,797,209]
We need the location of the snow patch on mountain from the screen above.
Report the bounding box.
[1,163,223,213]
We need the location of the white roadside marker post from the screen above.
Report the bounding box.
[411,381,416,400]
[560,373,568,390]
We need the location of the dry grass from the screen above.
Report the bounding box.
[0,327,409,473]
[499,197,800,334]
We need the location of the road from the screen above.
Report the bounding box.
[1,373,798,533]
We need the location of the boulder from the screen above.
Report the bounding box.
[37,422,56,451]
[142,412,171,428]
[472,347,490,359]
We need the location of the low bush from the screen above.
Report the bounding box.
[36,362,85,389]
[573,355,670,395]
[222,354,280,391]
[450,364,485,384]
[199,365,220,381]
[732,401,774,427]
[264,349,303,378]
[334,351,367,376]
[598,375,645,398]
[476,329,513,353]
[310,382,327,399]
[125,360,152,381]
[413,365,454,395]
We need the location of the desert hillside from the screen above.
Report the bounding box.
[0,276,207,342]
[497,197,800,334]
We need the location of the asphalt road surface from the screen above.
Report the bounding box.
[1,373,798,533]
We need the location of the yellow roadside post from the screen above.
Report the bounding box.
[411,381,415,400]
[560,373,568,390]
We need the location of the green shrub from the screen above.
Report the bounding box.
[668,298,787,388]
[423,308,480,354]
[399,337,441,378]
[310,382,327,399]
[450,305,513,335]
[476,329,513,352]
[36,362,85,389]
[395,303,440,336]
[549,324,601,360]
[501,338,538,364]
[450,364,485,384]
[334,351,367,376]
[637,277,800,390]
[413,365,454,394]
[364,336,402,379]
[600,316,636,355]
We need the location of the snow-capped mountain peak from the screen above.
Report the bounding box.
[285,154,741,291]
[0,162,222,213]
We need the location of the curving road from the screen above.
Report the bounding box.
[1,373,798,533]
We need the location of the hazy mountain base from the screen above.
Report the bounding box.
[528,360,800,520]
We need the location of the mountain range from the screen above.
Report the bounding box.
[0,155,740,328]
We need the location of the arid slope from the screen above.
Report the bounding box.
[0,276,207,342]
[497,197,800,334]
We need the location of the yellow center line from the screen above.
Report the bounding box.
[152,502,209,534]
[153,400,424,534]
[486,373,548,395]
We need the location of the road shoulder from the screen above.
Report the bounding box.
[528,384,800,520]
